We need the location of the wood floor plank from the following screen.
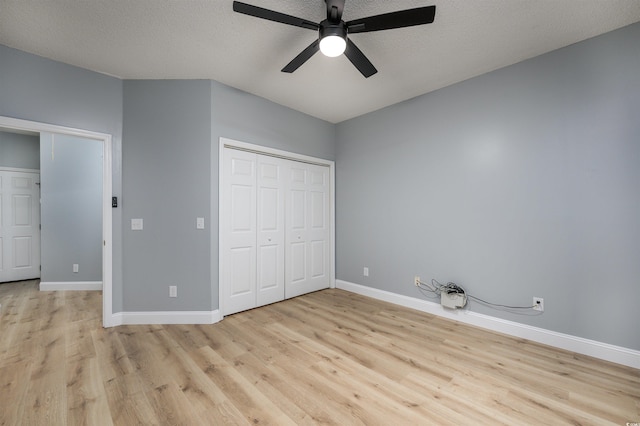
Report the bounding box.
[0,360,31,424]
[91,327,136,382]
[66,357,114,426]
[192,345,298,425]
[21,368,68,425]
[1,282,639,425]
[150,329,249,421]
[144,381,211,425]
[230,351,337,425]
[107,390,162,426]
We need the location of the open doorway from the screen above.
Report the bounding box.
[0,116,113,327]
[38,132,103,291]
[0,129,40,283]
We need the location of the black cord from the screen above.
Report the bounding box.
[417,286,440,300]
[467,295,534,309]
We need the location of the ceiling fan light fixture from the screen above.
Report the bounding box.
[320,35,346,57]
[319,22,347,57]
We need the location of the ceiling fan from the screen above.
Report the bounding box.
[232,0,436,78]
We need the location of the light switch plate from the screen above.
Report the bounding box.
[131,218,143,230]
[196,217,205,229]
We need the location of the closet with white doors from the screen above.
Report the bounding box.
[221,146,331,316]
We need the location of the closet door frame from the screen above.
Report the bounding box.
[217,137,335,318]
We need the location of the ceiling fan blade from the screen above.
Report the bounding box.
[233,1,319,30]
[346,5,436,34]
[282,40,320,73]
[325,0,346,23]
[344,39,377,78]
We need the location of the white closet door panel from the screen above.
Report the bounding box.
[259,187,278,230]
[290,190,306,230]
[229,247,253,295]
[231,156,254,177]
[258,244,278,287]
[290,167,306,185]
[256,156,286,307]
[285,162,330,299]
[310,240,325,278]
[259,161,280,182]
[290,242,306,283]
[230,185,253,232]
[304,164,330,293]
[226,246,256,314]
[310,191,325,229]
[222,149,257,315]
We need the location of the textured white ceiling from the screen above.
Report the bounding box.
[1,0,639,123]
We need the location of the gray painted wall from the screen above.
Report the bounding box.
[0,130,40,169]
[210,81,336,161]
[335,23,640,350]
[0,44,124,309]
[122,80,212,311]
[40,133,103,282]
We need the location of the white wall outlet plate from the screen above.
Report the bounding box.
[131,218,143,230]
[169,286,177,298]
[533,297,544,312]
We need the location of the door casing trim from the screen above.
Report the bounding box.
[0,115,114,327]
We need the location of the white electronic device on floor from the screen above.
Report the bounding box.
[441,291,467,309]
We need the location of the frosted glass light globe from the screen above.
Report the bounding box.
[320,35,346,57]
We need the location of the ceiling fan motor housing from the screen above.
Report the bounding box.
[319,20,347,41]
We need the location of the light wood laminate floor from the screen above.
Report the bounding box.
[0,280,638,425]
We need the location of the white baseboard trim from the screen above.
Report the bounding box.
[40,281,103,291]
[110,309,222,326]
[336,280,640,370]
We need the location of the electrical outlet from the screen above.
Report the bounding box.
[169,286,177,298]
[73,264,79,273]
[414,276,421,287]
[533,297,544,312]
[363,267,369,277]
[131,218,143,230]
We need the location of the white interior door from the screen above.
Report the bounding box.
[0,170,41,283]
[285,162,330,299]
[222,149,257,315]
[256,156,286,307]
